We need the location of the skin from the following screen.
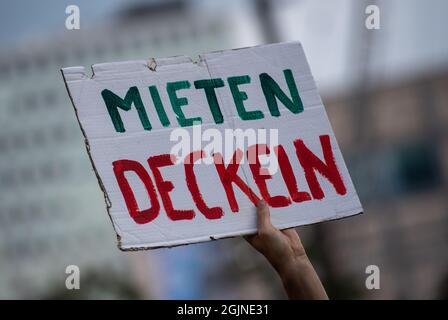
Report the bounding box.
[244,200,329,300]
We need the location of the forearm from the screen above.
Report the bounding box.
[277,255,329,300]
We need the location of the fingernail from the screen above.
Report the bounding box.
[257,200,266,208]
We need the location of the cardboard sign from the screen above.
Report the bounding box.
[62,42,362,250]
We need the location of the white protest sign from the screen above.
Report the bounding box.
[62,42,363,250]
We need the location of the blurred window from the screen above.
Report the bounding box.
[396,143,441,193]
[348,142,441,203]
[0,62,11,79]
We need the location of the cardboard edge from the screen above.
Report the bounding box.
[62,42,303,79]
[60,68,124,249]
[118,209,364,252]
[201,40,303,59]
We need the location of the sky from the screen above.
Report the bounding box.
[1,0,447,94]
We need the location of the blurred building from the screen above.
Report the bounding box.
[321,70,448,299]
[190,0,448,300]
[0,0,447,299]
[0,0,264,299]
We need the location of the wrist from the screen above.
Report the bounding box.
[276,253,312,281]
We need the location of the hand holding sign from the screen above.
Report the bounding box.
[246,200,328,300]
[61,42,362,250]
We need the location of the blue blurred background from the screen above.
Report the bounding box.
[0,0,447,299]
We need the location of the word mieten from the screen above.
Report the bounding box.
[113,135,347,224]
[101,69,303,132]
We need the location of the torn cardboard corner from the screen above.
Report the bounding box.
[61,41,363,251]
